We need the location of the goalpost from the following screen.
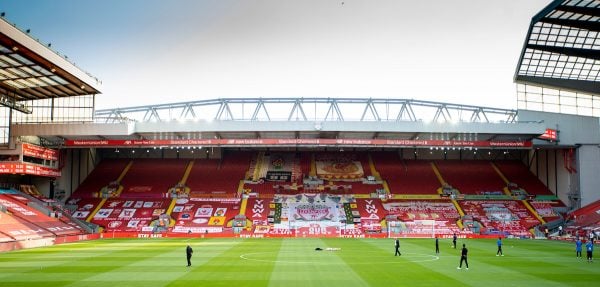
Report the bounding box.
[388,220,436,238]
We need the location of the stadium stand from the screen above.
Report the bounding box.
[90,198,172,232]
[435,161,506,195]
[371,153,440,194]
[119,159,188,198]
[459,200,541,237]
[0,194,81,236]
[72,159,130,198]
[494,160,554,196]
[170,197,241,234]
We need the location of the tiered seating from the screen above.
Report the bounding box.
[170,198,241,233]
[495,160,554,195]
[187,152,251,197]
[372,153,440,194]
[67,197,105,221]
[299,152,311,177]
[119,159,188,198]
[19,185,54,203]
[74,159,130,197]
[0,229,14,242]
[0,212,53,240]
[0,194,81,236]
[435,161,506,195]
[529,201,561,222]
[91,198,172,232]
[566,199,600,234]
[459,200,541,237]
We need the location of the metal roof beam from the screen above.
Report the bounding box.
[555,5,600,19]
[526,44,600,61]
[540,17,600,32]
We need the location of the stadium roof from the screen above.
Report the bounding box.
[515,0,600,95]
[0,16,101,113]
[11,98,548,148]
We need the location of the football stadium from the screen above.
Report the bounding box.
[1,1,600,286]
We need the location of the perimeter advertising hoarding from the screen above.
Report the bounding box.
[65,138,533,148]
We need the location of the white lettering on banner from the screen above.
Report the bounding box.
[137,233,163,238]
[252,200,264,218]
[364,200,379,219]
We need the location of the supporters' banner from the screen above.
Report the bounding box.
[481,202,514,221]
[118,209,136,219]
[208,216,226,225]
[214,207,227,217]
[383,200,460,221]
[170,198,240,232]
[95,209,113,218]
[289,202,338,222]
[72,211,90,219]
[245,198,270,225]
[315,154,364,180]
[194,207,213,217]
[355,199,386,221]
[91,199,170,232]
[254,225,270,234]
[263,153,295,182]
[530,201,558,218]
[65,138,534,148]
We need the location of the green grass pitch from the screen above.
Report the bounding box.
[0,237,597,287]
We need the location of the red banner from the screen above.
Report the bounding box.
[65,138,533,148]
[22,143,59,161]
[0,162,60,177]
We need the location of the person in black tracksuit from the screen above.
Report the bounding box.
[435,236,440,254]
[186,245,193,267]
[458,244,468,270]
[452,233,457,249]
[394,238,401,256]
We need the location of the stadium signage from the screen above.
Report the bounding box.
[65,139,533,148]
[537,128,558,141]
[21,143,59,161]
[0,162,61,177]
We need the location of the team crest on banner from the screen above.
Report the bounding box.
[118,209,136,219]
[95,209,113,218]
[73,211,89,219]
[293,204,332,221]
[195,207,213,217]
[208,216,226,225]
[214,207,227,217]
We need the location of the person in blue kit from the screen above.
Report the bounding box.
[496,237,504,256]
[576,238,582,259]
[586,240,593,263]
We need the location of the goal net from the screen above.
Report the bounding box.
[388,220,436,238]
